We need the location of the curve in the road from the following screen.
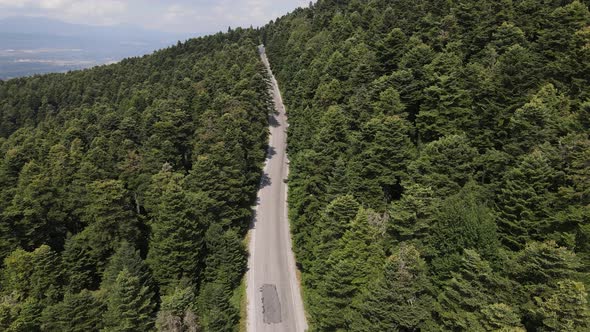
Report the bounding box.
[246,45,308,332]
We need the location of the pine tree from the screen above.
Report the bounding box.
[532,279,590,331]
[325,157,349,201]
[375,28,408,72]
[511,241,580,290]
[312,105,350,162]
[101,242,154,294]
[2,161,65,251]
[41,290,105,332]
[480,303,525,332]
[103,269,156,332]
[507,84,572,156]
[371,87,405,116]
[434,250,508,331]
[496,151,557,249]
[1,245,62,305]
[147,171,205,288]
[408,135,477,197]
[62,231,101,293]
[491,22,527,54]
[197,282,237,332]
[431,183,500,275]
[155,281,200,332]
[388,183,441,247]
[311,209,384,331]
[349,115,415,208]
[309,195,360,283]
[202,223,246,288]
[416,51,474,143]
[351,244,434,331]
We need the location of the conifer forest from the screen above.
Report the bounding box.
[1,0,590,331]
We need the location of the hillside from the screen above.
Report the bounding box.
[0,29,271,331]
[263,0,590,331]
[1,0,590,331]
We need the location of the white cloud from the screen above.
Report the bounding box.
[0,0,126,25]
[0,0,312,33]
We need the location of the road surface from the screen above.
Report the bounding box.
[246,45,308,332]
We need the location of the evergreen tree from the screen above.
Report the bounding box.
[532,279,590,331]
[311,209,383,331]
[202,223,246,288]
[480,303,526,332]
[41,290,105,332]
[408,135,477,197]
[101,242,154,294]
[1,245,61,305]
[2,162,65,251]
[147,171,205,288]
[388,183,441,248]
[416,51,474,143]
[197,282,237,332]
[434,250,509,331]
[511,241,580,290]
[103,269,156,332]
[351,244,434,331]
[507,84,572,156]
[496,151,557,249]
[309,195,360,281]
[348,115,415,208]
[431,183,500,275]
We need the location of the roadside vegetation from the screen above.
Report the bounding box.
[263,0,590,330]
[0,29,272,331]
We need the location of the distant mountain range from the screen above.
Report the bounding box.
[0,17,196,79]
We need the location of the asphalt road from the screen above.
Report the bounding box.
[246,45,308,332]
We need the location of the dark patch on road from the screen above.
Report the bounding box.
[260,172,272,188]
[261,284,282,324]
[269,114,281,127]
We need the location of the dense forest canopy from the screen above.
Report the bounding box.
[262,0,590,331]
[2,0,590,331]
[0,28,272,331]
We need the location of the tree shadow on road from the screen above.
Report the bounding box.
[260,172,272,188]
[266,146,276,160]
[269,114,280,128]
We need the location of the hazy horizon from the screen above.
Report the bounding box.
[0,0,310,34]
[0,1,310,79]
[0,16,194,79]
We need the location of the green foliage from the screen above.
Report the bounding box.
[348,115,415,208]
[0,29,270,330]
[510,241,580,288]
[202,223,247,288]
[2,0,590,329]
[532,279,590,331]
[262,0,590,329]
[409,135,478,197]
[351,244,434,331]
[103,269,156,332]
[388,183,440,247]
[40,290,105,332]
[310,209,384,331]
[155,281,200,332]
[431,184,500,275]
[197,282,238,332]
[496,151,557,249]
[101,242,154,296]
[1,245,61,304]
[434,250,507,331]
[146,171,205,289]
[480,303,526,332]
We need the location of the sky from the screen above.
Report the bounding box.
[0,0,311,33]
